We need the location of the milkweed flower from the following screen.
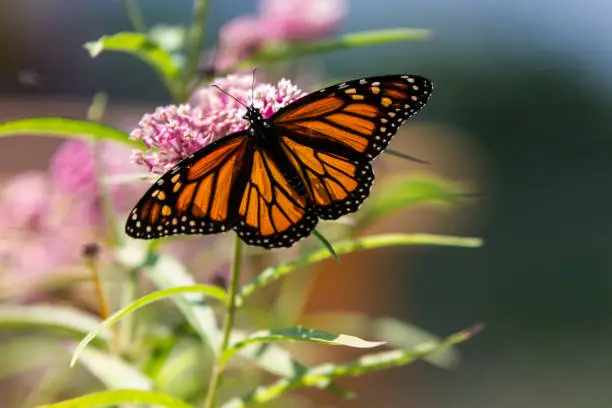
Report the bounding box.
[50,139,146,221]
[215,0,347,70]
[0,139,147,295]
[0,172,94,293]
[130,74,306,174]
[216,16,266,72]
[0,171,51,230]
[260,0,347,41]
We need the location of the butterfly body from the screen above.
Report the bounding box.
[126,75,433,248]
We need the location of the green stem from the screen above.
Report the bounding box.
[119,268,139,352]
[123,0,147,33]
[84,246,120,355]
[87,93,121,247]
[239,28,431,68]
[182,0,209,102]
[203,235,243,408]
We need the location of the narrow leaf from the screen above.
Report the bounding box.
[116,246,348,395]
[224,327,384,361]
[301,313,460,369]
[0,118,139,147]
[77,348,155,390]
[241,28,431,66]
[239,233,483,299]
[154,342,202,397]
[312,229,340,263]
[85,32,180,95]
[139,251,223,352]
[0,305,106,343]
[70,284,226,367]
[40,389,195,408]
[221,325,483,408]
[356,175,466,229]
[384,149,430,164]
[230,330,354,399]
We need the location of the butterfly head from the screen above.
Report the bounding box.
[244,106,264,123]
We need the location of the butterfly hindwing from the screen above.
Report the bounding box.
[279,136,374,220]
[125,132,249,239]
[272,75,433,160]
[234,148,318,248]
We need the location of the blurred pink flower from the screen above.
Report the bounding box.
[50,139,97,194]
[215,0,346,70]
[130,74,306,174]
[216,16,265,71]
[0,139,149,295]
[50,139,146,219]
[0,172,51,230]
[0,172,94,291]
[261,0,347,41]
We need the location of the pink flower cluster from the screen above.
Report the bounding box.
[0,140,143,291]
[215,0,347,70]
[130,74,306,174]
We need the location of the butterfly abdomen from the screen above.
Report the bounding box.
[268,137,307,196]
[253,120,308,197]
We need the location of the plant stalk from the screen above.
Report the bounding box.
[84,245,120,355]
[182,0,209,102]
[203,234,243,408]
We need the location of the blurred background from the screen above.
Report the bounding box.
[1,1,612,407]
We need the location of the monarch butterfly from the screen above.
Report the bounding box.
[125,75,433,248]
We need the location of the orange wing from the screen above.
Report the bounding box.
[279,136,374,219]
[233,148,318,248]
[272,75,433,160]
[125,132,249,239]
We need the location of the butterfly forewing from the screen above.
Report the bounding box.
[125,132,248,239]
[273,75,433,160]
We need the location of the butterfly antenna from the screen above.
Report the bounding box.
[211,85,248,108]
[251,67,257,105]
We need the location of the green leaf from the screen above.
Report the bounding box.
[115,246,351,398]
[40,389,195,408]
[228,330,355,399]
[149,25,187,54]
[239,233,483,299]
[241,28,431,66]
[0,118,140,147]
[0,304,107,343]
[85,32,181,97]
[312,230,340,263]
[136,250,224,352]
[154,342,203,397]
[221,325,482,408]
[77,348,156,390]
[70,284,227,367]
[301,313,460,369]
[356,175,466,229]
[224,327,384,362]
